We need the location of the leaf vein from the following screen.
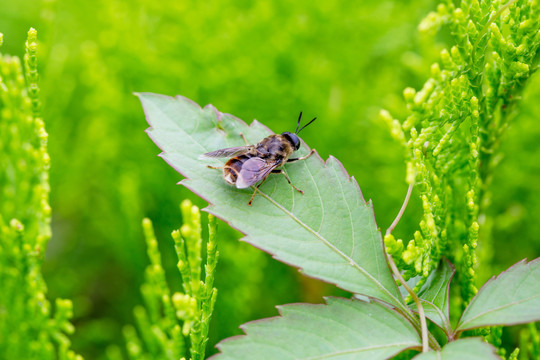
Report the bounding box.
[461,293,540,327]
[257,186,396,303]
[302,342,419,360]
[300,159,325,233]
[330,164,356,260]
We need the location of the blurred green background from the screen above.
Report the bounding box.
[1,0,539,358]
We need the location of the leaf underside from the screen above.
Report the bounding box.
[457,257,540,331]
[138,93,402,306]
[210,297,421,360]
[411,338,498,360]
[410,259,454,333]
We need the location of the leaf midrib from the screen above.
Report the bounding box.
[419,299,449,330]
[302,341,420,360]
[458,293,540,329]
[257,176,400,306]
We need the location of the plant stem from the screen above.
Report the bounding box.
[387,254,430,352]
[385,183,436,351]
[386,184,413,236]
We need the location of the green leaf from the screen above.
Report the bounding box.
[138,93,403,306]
[410,259,454,334]
[411,338,498,360]
[210,297,421,360]
[456,258,540,331]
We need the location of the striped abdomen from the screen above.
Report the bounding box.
[223,155,250,185]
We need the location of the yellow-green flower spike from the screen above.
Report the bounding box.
[0,29,81,359]
[381,0,539,317]
[123,202,219,360]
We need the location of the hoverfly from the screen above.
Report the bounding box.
[202,112,316,205]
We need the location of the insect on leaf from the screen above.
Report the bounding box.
[456,258,540,332]
[210,297,421,360]
[138,93,403,306]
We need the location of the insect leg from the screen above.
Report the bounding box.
[272,169,304,194]
[239,133,250,146]
[247,177,269,206]
[207,165,223,170]
[286,149,315,163]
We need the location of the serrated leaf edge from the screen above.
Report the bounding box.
[209,297,421,360]
[456,257,540,331]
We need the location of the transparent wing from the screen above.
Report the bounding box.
[199,146,253,159]
[236,157,279,189]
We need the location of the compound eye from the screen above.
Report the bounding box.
[292,135,300,150]
[282,132,301,150]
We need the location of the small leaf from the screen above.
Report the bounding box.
[138,93,403,306]
[410,259,454,334]
[210,297,421,360]
[412,338,499,360]
[456,258,540,331]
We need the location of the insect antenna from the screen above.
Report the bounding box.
[296,116,316,134]
[295,111,303,134]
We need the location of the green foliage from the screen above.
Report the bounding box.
[2,1,438,354]
[139,89,540,357]
[408,259,454,333]
[108,200,218,360]
[0,29,81,360]
[456,259,540,332]
[382,0,540,308]
[519,323,540,360]
[1,0,540,358]
[411,338,498,360]
[174,201,218,360]
[212,298,422,360]
[138,0,540,356]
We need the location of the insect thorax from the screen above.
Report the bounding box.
[256,135,294,161]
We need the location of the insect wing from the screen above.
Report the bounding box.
[199,146,253,159]
[235,157,278,189]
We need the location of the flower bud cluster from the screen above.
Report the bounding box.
[126,201,218,360]
[0,29,81,360]
[383,0,539,312]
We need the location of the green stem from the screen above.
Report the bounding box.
[385,183,440,351]
[386,184,414,236]
[387,254,433,352]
